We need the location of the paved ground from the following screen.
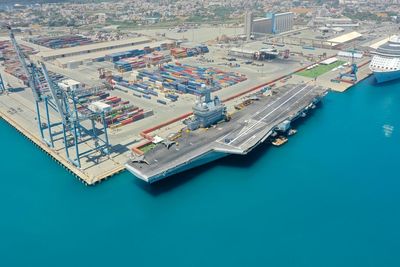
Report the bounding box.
[135,26,243,43]
[0,66,131,184]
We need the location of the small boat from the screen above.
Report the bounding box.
[288,129,297,136]
[272,136,288,146]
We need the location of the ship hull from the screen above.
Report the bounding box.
[373,69,400,83]
[126,151,228,183]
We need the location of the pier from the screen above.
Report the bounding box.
[0,92,125,185]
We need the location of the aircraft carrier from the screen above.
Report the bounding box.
[126,83,328,183]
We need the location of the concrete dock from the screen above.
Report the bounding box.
[0,87,127,185]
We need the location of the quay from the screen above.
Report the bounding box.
[0,93,126,185]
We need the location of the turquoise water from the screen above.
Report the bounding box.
[1,76,400,266]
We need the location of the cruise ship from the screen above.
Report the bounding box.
[370,35,400,83]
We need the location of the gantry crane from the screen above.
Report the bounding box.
[339,49,358,82]
[40,62,111,168]
[7,25,57,147]
[0,73,5,94]
[7,25,111,168]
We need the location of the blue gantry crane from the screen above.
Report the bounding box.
[40,62,111,168]
[339,49,358,82]
[7,25,58,147]
[7,25,111,168]
[0,72,5,94]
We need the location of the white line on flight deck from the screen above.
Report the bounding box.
[228,84,311,144]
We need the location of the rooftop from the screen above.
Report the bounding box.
[327,31,362,44]
[36,36,151,59]
[53,40,175,65]
[59,79,81,86]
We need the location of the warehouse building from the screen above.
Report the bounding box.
[228,47,256,59]
[52,40,175,69]
[244,11,294,37]
[326,31,362,48]
[35,37,151,61]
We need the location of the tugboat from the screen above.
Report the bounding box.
[272,136,288,147]
[288,129,297,136]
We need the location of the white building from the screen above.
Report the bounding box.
[252,18,273,35]
[273,12,294,34]
[244,11,254,41]
[58,79,82,92]
[244,11,294,37]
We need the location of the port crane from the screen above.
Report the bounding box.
[40,62,111,168]
[339,49,358,82]
[7,25,110,168]
[7,25,58,147]
[0,73,5,94]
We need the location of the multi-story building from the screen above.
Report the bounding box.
[272,12,294,34]
[244,11,254,40]
[246,12,294,36]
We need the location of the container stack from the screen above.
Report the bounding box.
[117,63,246,98]
[170,48,187,58]
[114,57,146,72]
[28,35,93,49]
[101,96,153,129]
[74,90,153,129]
[0,40,36,84]
[160,42,175,50]
[119,81,159,97]
[155,64,246,93]
[105,49,146,62]
[143,52,170,65]
[76,91,110,105]
[171,44,209,59]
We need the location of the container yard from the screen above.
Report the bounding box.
[100,96,154,129]
[118,64,247,98]
[28,35,94,49]
[0,40,36,83]
[62,84,153,129]
[111,44,207,72]
[45,39,175,69]
[171,44,209,59]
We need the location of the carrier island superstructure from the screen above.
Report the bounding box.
[126,83,328,183]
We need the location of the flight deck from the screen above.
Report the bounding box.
[126,83,328,183]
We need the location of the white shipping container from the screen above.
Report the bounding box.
[88,101,112,113]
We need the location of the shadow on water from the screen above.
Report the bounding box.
[133,159,223,196]
[134,105,323,196]
[370,78,399,88]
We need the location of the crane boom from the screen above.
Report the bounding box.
[7,26,41,101]
[39,61,69,126]
[0,72,6,93]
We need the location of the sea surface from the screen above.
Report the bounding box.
[0,76,399,267]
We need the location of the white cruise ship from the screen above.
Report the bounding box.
[369,35,400,83]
